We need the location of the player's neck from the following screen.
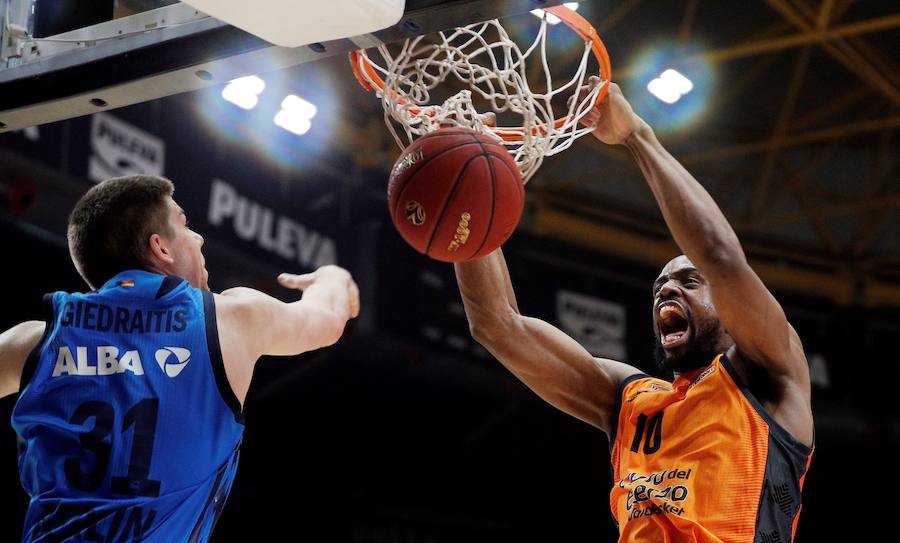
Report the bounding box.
[143,263,172,278]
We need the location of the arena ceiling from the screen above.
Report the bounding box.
[1,0,898,307]
[334,0,900,307]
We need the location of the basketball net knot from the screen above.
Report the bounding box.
[406,91,493,134]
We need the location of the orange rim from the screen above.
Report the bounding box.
[349,5,611,142]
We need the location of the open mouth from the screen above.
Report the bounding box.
[658,301,690,349]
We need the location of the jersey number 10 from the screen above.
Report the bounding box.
[629,412,664,454]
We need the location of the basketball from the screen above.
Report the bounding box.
[387,127,525,262]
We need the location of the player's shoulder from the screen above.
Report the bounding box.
[214,287,276,313]
[726,335,809,392]
[607,370,667,442]
[592,357,646,387]
[9,320,46,338]
[0,321,47,396]
[211,288,282,334]
[619,373,671,402]
[0,321,46,356]
[218,286,260,299]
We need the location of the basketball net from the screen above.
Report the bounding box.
[350,6,611,183]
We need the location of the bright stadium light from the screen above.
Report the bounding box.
[281,95,318,120]
[661,69,694,94]
[274,110,312,135]
[531,2,578,25]
[274,94,317,135]
[647,78,681,104]
[221,76,266,110]
[647,68,694,104]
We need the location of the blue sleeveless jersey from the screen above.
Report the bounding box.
[12,270,245,543]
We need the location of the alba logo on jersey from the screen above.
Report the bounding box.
[51,346,145,377]
[155,347,191,378]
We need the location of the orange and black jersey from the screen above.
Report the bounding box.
[609,354,813,543]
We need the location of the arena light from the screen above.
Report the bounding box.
[274,111,312,135]
[274,94,317,135]
[221,76,266,110]
[647,69,694,104]
[531,2,578,25]
[280,95,318,120]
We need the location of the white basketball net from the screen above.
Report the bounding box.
[352,15,605,183]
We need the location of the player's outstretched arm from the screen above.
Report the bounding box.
[456,249,641,434]
[0,321,46,398]
[214,265,360,404]
[587,81,811,443]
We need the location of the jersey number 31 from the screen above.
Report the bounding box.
[64,398,162,497]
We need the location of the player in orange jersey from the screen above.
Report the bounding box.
[454,80,813,543]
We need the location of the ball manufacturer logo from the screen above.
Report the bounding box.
[393,150,424,178]
[406,201,426,226]
[447,212,472,252]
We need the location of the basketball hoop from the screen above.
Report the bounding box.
[349,5,611,183]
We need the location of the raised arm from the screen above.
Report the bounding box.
[214,265,360,404]
[455,249,640,433]
[0,321,46,398]
[586,82,811,442]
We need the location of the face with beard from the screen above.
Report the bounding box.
[651,255,733,375]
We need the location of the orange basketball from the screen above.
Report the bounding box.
[387,127,525,262]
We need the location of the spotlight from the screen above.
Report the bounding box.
[221,76,266,110]
[280,95,318,120]
[531,2,578,25]
[647,69,693,104]
[274,94,317,135]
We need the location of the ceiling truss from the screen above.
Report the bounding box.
[534,0,900,306]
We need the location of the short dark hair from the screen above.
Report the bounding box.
[68,175,175,289]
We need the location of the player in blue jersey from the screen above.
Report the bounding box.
[0,175,359,543]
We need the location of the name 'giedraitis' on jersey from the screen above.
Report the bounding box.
[59,299,189,333]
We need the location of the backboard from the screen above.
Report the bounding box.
[0,0,582,132]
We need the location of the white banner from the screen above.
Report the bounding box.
[207,178,337,270]
[88,113,165,182]
[556,290,627,361]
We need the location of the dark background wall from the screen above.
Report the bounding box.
[0,88,897,542]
